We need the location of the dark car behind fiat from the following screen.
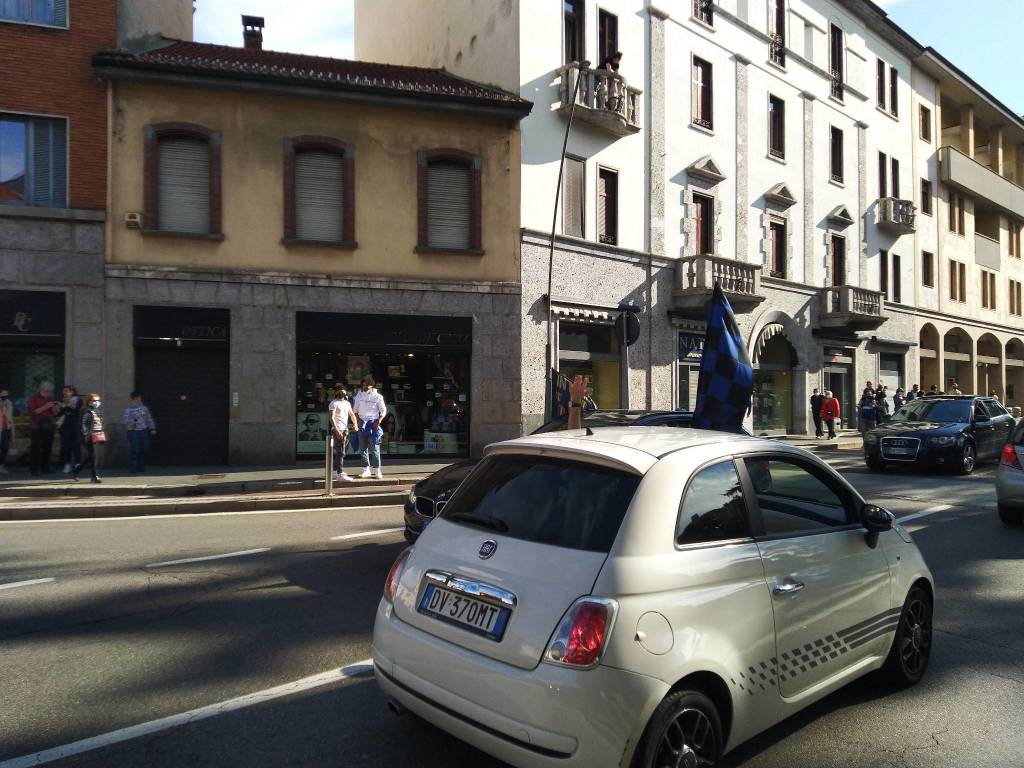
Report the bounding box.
[403,409,695,543]
[863,396,1014,474]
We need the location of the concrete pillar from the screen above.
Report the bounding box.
[992,126,1004,176]
[647,6,667,257]
[969,339,978,396]
[960,104,974,157]
[935,345,945,393]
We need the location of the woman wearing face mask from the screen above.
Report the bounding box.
[72,393,107,483]
[0,386,13,474]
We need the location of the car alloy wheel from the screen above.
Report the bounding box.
[642,691,722,768]
[880,585,932,687]
[958,442,976,475]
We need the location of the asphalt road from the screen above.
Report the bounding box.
[0,457,1022,768]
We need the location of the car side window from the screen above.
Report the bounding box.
[676,460,751,546]
[974,401,991,420]
[743,457,853,536]
[990,401,1009,417]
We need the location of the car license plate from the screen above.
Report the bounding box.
[887,447,912,455]
[418,583,511,641]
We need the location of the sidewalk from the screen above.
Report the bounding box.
[770,431,864,452]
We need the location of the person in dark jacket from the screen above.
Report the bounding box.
[820,390,841,439]
[858,390,878,435]
[72,393,105,483]
[58,384,82,473]
[809,388,825,438]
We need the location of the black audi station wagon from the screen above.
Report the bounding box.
[863,396,1014,474]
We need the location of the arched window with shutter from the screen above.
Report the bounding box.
[143,123,222,237]
[282,136,355,246]
[416,149,482,254]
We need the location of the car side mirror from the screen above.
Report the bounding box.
[861,504,893,548]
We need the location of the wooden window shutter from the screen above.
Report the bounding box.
[891,157,900,198]
[295,150,343,242]
[959,262,966,301]
[563,157,584,238]
[158,136,210,234]
[598,168,617,245]
[876,59,886,108]
[889,68,898,116]
[29,118,66,207]
[880,250,888,298]
[892,253,901,303]
[949,260,957,300]
[426,160,471,249]
[878,152,887,198]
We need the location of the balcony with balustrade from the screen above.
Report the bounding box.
[877,197,916,234]
[818,285,887,331]
[556,63,641,137]
[673,254,764,318]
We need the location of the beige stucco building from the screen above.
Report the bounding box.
[94,32,531,465]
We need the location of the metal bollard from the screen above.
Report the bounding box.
[325,433,334,497]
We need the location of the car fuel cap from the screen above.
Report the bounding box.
[635,611,673,655]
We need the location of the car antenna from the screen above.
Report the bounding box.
[585,427,594,436]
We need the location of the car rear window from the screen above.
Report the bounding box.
[440,454,641,552]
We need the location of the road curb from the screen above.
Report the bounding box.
[0,488,411,521]
[0,476,420,499]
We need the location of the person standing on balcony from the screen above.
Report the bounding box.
[809,388,825,439]
[598,51,623,111]
[820,390,841,440]
[599,51,622,72]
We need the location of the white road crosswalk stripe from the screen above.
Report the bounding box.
[330,527,404,541]
[145,548,271,568]
[897,504,953,524]
[0,577,55,592]
[0,659,375,768]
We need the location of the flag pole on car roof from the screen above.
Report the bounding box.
[692,283,754,433]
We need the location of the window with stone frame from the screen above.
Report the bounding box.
[143,122,222,237]
[769,219,787,278]
[829,233,846,286]
[282,136,355,245]
[829,126,843,183]
[416,148,482,253]
[694,193,714,255]
[768,95,785,159]
[692,56,713,130]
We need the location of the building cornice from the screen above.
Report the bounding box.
[521,229,673,268]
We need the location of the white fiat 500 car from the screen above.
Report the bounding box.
[372,428,934,768]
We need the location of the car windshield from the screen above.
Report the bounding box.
[440,454,641,552]
[890,399,971,424]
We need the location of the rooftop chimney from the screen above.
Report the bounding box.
[242,15,264,50]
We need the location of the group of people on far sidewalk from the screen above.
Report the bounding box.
[328,376,388,484]
[0,381,156,483]
[810,381,923,440]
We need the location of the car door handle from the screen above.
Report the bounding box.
[772,581,805,596]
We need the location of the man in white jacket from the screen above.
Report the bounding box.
[353,376,387,479]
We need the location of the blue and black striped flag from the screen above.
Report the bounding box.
[693,284,753,433]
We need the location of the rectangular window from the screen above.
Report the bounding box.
[891,157,900,198]
[880,250,889,299]
[597,167,618,245]
[889,68,898,117]
[949,260,958,301]
[989,271,997,310]
[294,150,344,242]
[694,193,713,255]
[892,253,901,303]
[1011,279,1023,316]
[948,192,965,235]
[158,136,211,234]
[878,152,887,198]
[768,95,785,158]
[564,0,584,64]
[876,59,886,109]
[0,0,67,26]
[769,0,785,65]
[830,126,843,183]
[770,219,786,278]
[829,24,844,99]
[921,178,932,215]
[922,251,934,288]
[692,57,713,130]
[598,9,618,64]
[1009,221,1022,258]
[959,262,967,302]
[693,0,713,26]
[562,155,585,239]
[831,234,846,286]
[0,114,67,208]
[920,105,932,142]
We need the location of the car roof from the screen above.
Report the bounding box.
[485,426,780,475]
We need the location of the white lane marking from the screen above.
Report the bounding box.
[330,527,404,542]
[0,658,374,768]
[897,504,953,524]
[0,577,55,592]
[0,504,404,524]
[145,548,271,568]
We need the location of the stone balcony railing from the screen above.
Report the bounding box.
[673,254,764,318]
[877,197,916,234]
[818,285,887,330]
[557,62,641,137]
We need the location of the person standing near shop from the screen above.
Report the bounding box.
[893,387,907,413]
[858,389,878,436]
[354,376,387,479]
[72,393,106,483]
[874,386,890,424]
[0,386,13,474]
[27,381,60,476]
[59,385,83,474]
[907,384,921,401]
[329,386,358,483]
[820,390,841,440]
[809,388,825,439]
[123,391,157,473]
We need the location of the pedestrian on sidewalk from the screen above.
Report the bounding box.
[926,384,940,397]
[875,386,890,423]
[27,381,61,476]
[0,385,13,474]
[948,380,963,395]
[893,387,906,413]
[906,384,921,401]
[858,389,878,436]
[72,393,106,483]
[123,391,157,473]
[820,390,841,440]
[354,376,387,479]
[809,388,825,438]
[329,386,358,483]
[58,385,83,473]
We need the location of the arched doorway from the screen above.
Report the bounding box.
[943,327,974,393]
[918,323,940,392]
[977,333,1002,398]
[1006,338,1024,407]
[752,324,797,434]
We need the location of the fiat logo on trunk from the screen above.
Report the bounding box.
[478,540,497,559]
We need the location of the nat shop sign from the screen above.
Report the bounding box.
[678,331,705,364]
[0,290,65,345]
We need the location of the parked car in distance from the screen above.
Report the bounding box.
[403,410,697,543]
[375,427,934,768]
[996,417,1024,526]
[863,396,1014,475]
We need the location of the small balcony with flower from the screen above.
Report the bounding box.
[556,62,641,137]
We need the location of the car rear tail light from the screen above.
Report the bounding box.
[543,597,617,668]
[383,546,413,603]
[1001,444,1023,470]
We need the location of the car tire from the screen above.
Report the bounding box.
[879,585,933,688]
[865,456,885,471]
[955,441,976,475]
[998,504,1023,526]
[637,689,723,768]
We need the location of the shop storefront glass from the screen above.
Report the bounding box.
[296,313,471,458]
[677,330,704,410]
[752,333,796,434]
[557,321,620,411]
